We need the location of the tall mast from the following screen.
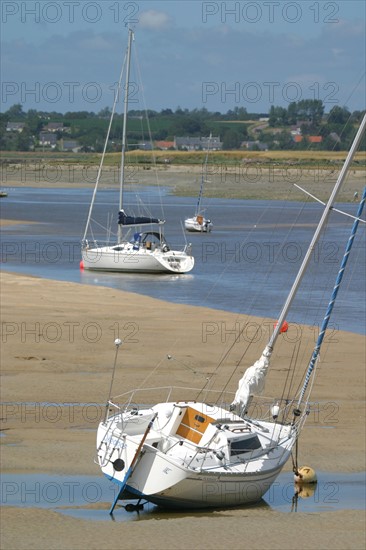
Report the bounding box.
[118,27,134,243]
[196,134,212,216]
[266,113,366,353]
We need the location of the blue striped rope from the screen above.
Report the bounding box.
[298,186,366,406]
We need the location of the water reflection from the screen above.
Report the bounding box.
[1,472,364,521]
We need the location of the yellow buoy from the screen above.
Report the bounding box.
[294,466,317,484]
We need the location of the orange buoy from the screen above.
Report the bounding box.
[274,320,289,333]
[79,260,84,270]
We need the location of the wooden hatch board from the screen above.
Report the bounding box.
[176,406,214,444]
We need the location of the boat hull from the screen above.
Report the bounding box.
[82,245,194,274]
[97,400,296,510]
[184,216,212,233]
[119,463,286,509]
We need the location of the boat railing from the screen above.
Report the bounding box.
[175,425,293,472]
[244,395,313,426]
[107,387,310,428]
[182,243,193,256]
[95,416,127,467]
[98,389,306,470]
[110,386,236,413]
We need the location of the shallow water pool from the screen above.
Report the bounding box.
[1,471,364,521]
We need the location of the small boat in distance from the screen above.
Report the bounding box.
[184,135,213,233]
[95,114,366,512]
[81,29,194,274]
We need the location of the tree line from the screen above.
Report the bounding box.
[1,101,364,152]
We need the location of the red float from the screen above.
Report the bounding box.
[274,320,289,333]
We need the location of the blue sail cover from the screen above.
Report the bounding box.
[118,210,163,226]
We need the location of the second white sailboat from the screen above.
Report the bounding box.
[81,28,194,274]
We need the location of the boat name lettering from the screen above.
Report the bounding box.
[106,436,126,449]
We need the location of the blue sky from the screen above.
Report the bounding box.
[1,0,365,114]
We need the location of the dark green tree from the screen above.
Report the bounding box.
[5,103,25,119]
[16,127,32,151]
[328,106,351,125]
[222,129,241,150]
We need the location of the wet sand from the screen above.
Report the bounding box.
[1,507,364,550]
[1,272,365,549]
[1,164,365,201]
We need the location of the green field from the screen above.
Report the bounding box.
[1,149,364,168]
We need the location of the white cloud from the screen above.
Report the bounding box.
[139,10,171,30]
[1,9,364,113]
[79,34,114,52]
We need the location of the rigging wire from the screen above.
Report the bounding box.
[96,52,365,402]
[297,185,366,407]
[132,39,166,222]
[205,188,313,393]
[199,107,365,404]
[82,42,127,242]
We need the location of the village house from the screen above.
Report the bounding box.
[137,141,153,151]
[241,140,269,151]
[60,139,81,152]
[6,122,26,132]
[174,136,222,150]
[155,140,175,150]
[293,135,323,144]
[290,126,302,136]
[39,132,58,148]
[43,122,65,133]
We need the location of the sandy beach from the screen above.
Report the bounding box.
[1,271,365,549]
[1,163,365,202]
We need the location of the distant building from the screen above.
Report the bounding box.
[175,137,201,150]
[290,126,302,136]
[138,142,153,151]
[292,135,323,144]
[44,122,64,132]
[39,132,57,148]
[174,136,222,150]
[241,140,269,151]
[155,140,175,150]
[60,139,80,152]
[6,122,25,132]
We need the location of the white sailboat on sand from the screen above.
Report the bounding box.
[184,135,213,232]
[81,29,194,274]
[96,114,366,512]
